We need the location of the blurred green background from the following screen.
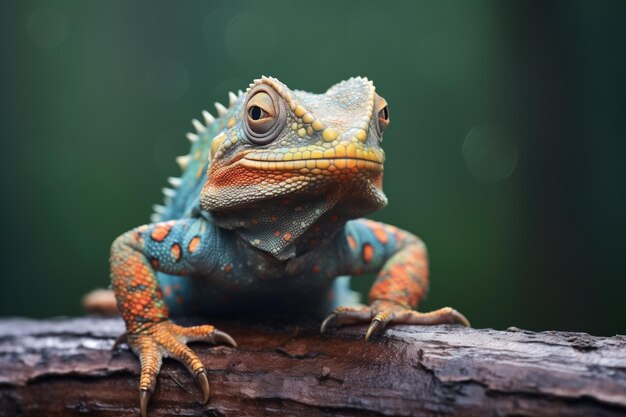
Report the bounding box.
[1,1,624,335]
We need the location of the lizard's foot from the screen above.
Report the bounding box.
[320,300,470,341]
[120,320,237,417]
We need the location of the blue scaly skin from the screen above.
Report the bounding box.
[110,76,469,416]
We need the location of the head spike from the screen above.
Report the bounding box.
[167,177,182,187]
[214,102,228,116]
[186,132,198,142]
[238,89,244,97]
[192,119,205,133]
[162,187,176,198]
[150,213,161,223]
[228,91,238,107]
[202,110,215,125]
[152,204,165,214]
[176,155,190,170]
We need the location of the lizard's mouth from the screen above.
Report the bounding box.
[239,145,384,173]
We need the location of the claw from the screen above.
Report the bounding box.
[320,313,337,333]
[452,309,471,327]
[365,319,385,341]
[139,390,150,417]
[112,332,128,350]
[213,330,237,347]
[196,370,210,403]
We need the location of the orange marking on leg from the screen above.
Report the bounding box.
[283,232,292,241]
[362,243,374,263]
[373,228,389,245]
[274,230,281,237]
[188,236,201,254]
[164,285,172,297]
[151,224,172,242]
[170,243,182,262]
[347,234,357,250]
[150,258,159,269]
[224,263,232,273]
[312,265,321,273]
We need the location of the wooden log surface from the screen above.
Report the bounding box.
[0,316,625,416]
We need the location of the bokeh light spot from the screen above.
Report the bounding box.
[26,7,68,50]
[463,124,518,182]
[144,61,189,102]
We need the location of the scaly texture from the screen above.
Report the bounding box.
[110,76,468,416]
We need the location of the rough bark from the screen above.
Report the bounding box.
[0,317,625,417]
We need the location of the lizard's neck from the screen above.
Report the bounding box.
[209,184,386,261]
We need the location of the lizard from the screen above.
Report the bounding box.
[109,75,469,417]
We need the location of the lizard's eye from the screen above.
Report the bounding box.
[248,105,266,120]
[244,88,285,145]
[378,106,389,133]
[374,95,390,138]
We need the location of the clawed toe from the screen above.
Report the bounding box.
[365,319,384,341]
[126,321,237,417]
[211,330,237,347]
[450,309,471,327]
[320,313,338,333]
[196,370,210,403]
[321,303,470,341]
[140,390,150,417]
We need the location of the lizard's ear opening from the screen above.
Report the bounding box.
[244,86,286,145]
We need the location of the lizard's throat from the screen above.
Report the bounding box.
[208,184,387,261]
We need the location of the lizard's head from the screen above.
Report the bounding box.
[201,76,390,259]
[202,76,389,210]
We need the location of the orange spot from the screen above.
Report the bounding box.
[224,263,232,273]
[312,265,321,273]
[164,285,172,297]
[176,296,184,304]
[362,243,374,263]
[274,230,281,237]
[174,283,180,291]
[271,215,277,222]
[373,227,389,245]
[170,243,181,262]
[282,198,291,205]
[150,224,171,242]
[330,214,339,222]
[347,234,357,250]
[188,236,201,254]
[150,258,159,269]
[309,238,319,247]
[251,218,258,224]
[283,232,292,241]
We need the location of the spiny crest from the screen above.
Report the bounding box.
[151,89,244,222]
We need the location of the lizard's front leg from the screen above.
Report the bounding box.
[110,218,236,417]
[321,219,469,340]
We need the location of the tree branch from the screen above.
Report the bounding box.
[0,317,625,416]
